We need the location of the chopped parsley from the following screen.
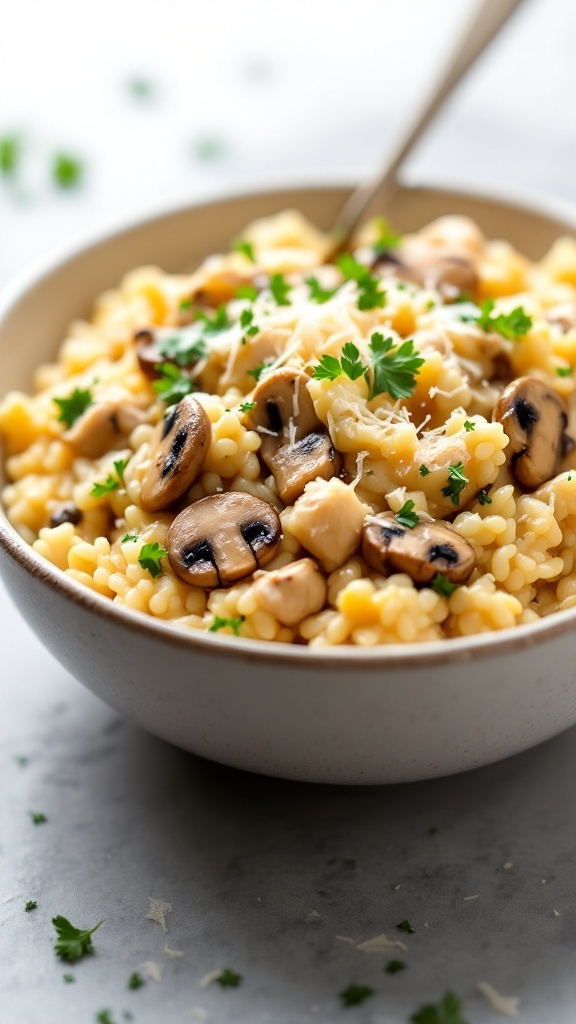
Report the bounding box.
[122,533,139,543]
[138,542,168,579]
[52,152,84,189]
[15,755,29,766]
[91,458,130,498]
[339,984,375,1008]
[372,215,402,255]
[419,464,430,476]
[247,359,273,382]
[478,489,492,506]
[25,900,38,912]
[197,304,229,331]
[52,915,103,962]
[232,238,256,263]
[306,276,338,304]
[441,462,469,507]
[54,387,93,428]
[127,972,145,990]
[192,135,226,162]
[216,968,242,988]
[396,918,415,934]
[127,77,156,100]
[95,1012,114,1024]
[396,499,419,529]
[337,253,386,311]
[236,284,259,301]
[462,298,532,340]
[209,616,245,635]
[240,307,259,343]
[30,811,47,824]
[238,400,256,413]
[179,298,192,310]
[153,362,196,404]
[269,273,291,306]
[311,333,424,401]
[410,990,468,1024]
[431,573,458,598]
[63,974,75,983]
[557,366,573,377]
[385,959,406,974]
[0,134,21,176]
[463,420,475,432]
[158,331,207,368]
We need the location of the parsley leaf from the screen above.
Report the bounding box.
[153,362,196,404]
[396,499,419,529]
[54,387,93,428]
[441,462,469,507]
[63,974,75,983]
[463,420,475,432]
[463,298,532,340]
[312,352,348,382]
[478,489,492,506]
[30,811,47,824]
[95,1012,115,1024]
[337,253,385,311]
[396,918,415,934]
[158,331,207,368]
[431,573,458,598]
[192,135,226,162]
[385,959,405,974]
[236,284,259,301]
[91,458,129,498]
[410,990,469,1024]
[216,968,242,988]
[52,915,103,962]
[269,273,291,306]
[232,238,256,263]
[122,533,139,543]
[240,307,259,343]
[127,971,145,990]
[52,152,84,189]
[197,304,229,331]
[238,401,256,413]
[209,616,245,635]
[367,332,425,400]
[341,342,368,380]
[419,464,430,477]
[247,359,273,382]
[372,215,402,255]
[127,77,156,101]
[0,134,21,176]
[306,276,338,304]
[138,542,168,579]
[25,900,38,912]
[557,366,573,377]
[340,984,374,1007]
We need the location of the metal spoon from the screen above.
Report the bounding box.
[330,0,525,254]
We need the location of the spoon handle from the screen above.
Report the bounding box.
[332,0,525,250]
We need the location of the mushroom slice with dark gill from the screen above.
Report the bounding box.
[493,376,573,490]
[167,491,281,588]
[263,431,341,506]
[362,514,475,585]
[63,401,148,459]
[246,367,321,443]
[49,503,83,528]
[141,395,210,512]
[375,248,478,301]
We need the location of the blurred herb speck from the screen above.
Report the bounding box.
[52,152,84,189]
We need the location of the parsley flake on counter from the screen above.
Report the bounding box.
[127,971,145,990]
[419,464,430,477]
[557,366,573,377]
[441,462,468,506]
[232,238,256,263]
[216,968,243,988]
[127,76,157,100]
[385,959,405,974]
[396,918,415,934]
[153,362,196,404]
[462,298,532,340]
[337,253,386,311]
[95,1012,115,1024]
[15,755,29,766]
[236,284,258,301]
[410,990,469,1024]
[25,900,38,912]
[238,400,256,413]
[431,573,458,598]
[30,811,47,824]
[52,152,84,189]
[463,420,475,432]
[367,332,424,400]
[209,616,245,635]
[396,500,419,529]
[52,914,103,962]
[192,135,226,162]
[91,458,130,498]
[478,489,492,506]
[339,984,375,1008]
[269,273,291,306]
[63,973,75,983]
[54,387,93,428]
[138,542,168,579]
[306,276,338,304]
[0,134,21,176]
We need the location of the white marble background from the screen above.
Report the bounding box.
[2,1,576,1021]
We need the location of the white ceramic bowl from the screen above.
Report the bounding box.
[2,181,576,785]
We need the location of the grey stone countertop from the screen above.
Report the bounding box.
[2,0,576,1019]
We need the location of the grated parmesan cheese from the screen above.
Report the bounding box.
[199,970,224,989]
[164,944,185,958]
[463,894,479,901]
[355,934,408,954]
[141,961,163,983]
[304,910,321,923]
[476,981,519,1018]
[146,897,173,933]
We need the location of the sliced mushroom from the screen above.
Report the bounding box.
[545,302,576,333]
[135,325,206,380]
[135,329,163,379]
[263,432,341,505]
[362,515,475,584]
[49,503,82,528]
[252,558,327,625]
[246,368,321,443]
[168,491,281,588]
[376,248,478,300]
[63,401,149,459]
[141,396,210,511]
[493,377,573,490]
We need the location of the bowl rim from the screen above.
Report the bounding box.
[2,176,576,670]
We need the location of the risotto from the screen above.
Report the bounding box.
[3,209,576,647]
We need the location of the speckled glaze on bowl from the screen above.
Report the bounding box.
[2,180,576,785]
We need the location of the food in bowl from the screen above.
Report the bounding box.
[2,208,576,648]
